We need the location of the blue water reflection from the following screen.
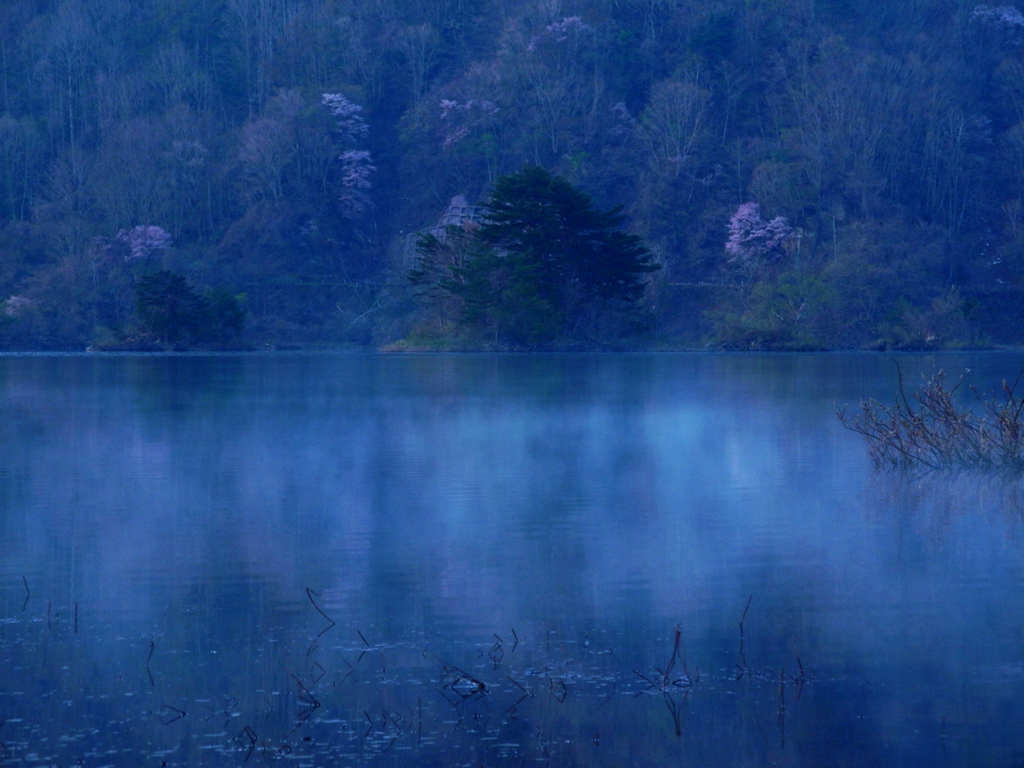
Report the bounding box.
[2,352,1024,766]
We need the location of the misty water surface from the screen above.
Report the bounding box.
[2,352,1024,767]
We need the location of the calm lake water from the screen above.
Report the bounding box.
[2,352,1024,767]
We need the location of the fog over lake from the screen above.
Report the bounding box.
[3,352,1024,766]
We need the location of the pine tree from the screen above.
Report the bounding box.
[418,166,658,345]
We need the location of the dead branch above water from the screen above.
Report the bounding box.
[836,363,1024,472]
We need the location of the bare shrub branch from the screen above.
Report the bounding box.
[837,363,1024,472]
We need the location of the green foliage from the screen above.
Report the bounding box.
[203,286,246,341]
[478,166,658,307]
[135,270,209,346]
[711,271,837,350]
[2,0,1024,349]
[134,271,245,348]
[411,167,659,347]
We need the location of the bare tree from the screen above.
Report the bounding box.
[36,0,95,149]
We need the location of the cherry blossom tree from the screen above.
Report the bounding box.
[322,93,375,216]
[725,202,792,273]
[969,5,1024,54]
[4,295,36,318]
[971,5,1024,34]
[321,93,369,144]
[439,98,499,149]
[117,225,172,261]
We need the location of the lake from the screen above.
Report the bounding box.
[2,351,1024,767]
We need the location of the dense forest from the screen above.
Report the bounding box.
[2,0,1024,350]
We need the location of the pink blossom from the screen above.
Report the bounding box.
[545,16,592,40]
[725,203,792,266]
[443,125,470,148]
[322,94,376,216]
[340,150,375,188]
[118,225,173,261]
[611,102,632,118]
[338,150,376,216]
[440,99,458,119]
[439,99,499,148]
[528,16,593,50]
[971,4,1024,30]
[5,295,35,318]
[321,93,370,143]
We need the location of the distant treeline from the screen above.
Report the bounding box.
[2,0,1024,350]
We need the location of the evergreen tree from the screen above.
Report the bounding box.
[135,270,208,346]
[414,166,659,345]
[135,271,246,348]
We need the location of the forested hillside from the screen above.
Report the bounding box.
[2,0,1024,349]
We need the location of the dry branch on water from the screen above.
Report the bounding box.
[836,364,1024,472]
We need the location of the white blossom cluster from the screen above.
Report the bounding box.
[322,93,376,216]
[439,99,499,149]
[971,5,1024,43]
[118,225,172,261]
[527,16,593,51]
[725,203,792,266]
[4,295,35,318]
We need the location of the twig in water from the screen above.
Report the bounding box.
[633,670,655,695]
[489,634,504,668]
[549,677,568,703]
[792,656,807,698]
[661,625,695,688]
[637,625,697,693]
[662,690,687,738]
[305,587,335,629]
[204,696,238,728]
[146,640,155,687]
[511,627,519,652]
[388,709,404,732]
[506,674,532,713]
[736,595,752,680]
[238,725,257,762]
[337,654,354,685]
[21,576,29,612]
[432,655,487,705]
[507,675,530,696]
[595,689,617,712]
[290,672,321,709]
[305,587,336,655]
[160,704,187,725]
[837,362,1024,472]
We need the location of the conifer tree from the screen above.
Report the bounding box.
[414,166,658,344]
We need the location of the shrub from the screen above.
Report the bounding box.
[837,364,1024,472]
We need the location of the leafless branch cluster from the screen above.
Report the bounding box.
[837,364,1024,472]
